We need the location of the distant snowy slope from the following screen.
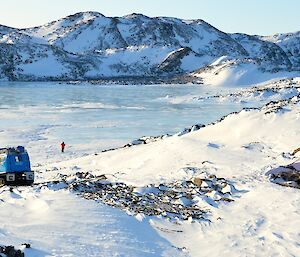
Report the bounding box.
[191,59,299,86]
[0,11,300,82]
[262,32,300,69]
[25,12,244,57]
[231,33,292,71]
[0,25,16,38]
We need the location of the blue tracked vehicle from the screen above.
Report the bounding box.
[0,146,34,186]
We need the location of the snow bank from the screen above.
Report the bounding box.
[0,187,184,257]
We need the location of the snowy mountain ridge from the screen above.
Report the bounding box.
[0,11,299,82]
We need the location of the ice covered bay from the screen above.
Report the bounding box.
[0,82,250,164]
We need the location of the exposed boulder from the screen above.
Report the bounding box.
[0,245,24,257]
[266,161,300,189]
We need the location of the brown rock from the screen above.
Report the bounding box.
[191,177,203,187]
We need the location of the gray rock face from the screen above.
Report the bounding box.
[158,47,193,74]
[0,12,299,81]
[262,32,300,70]
[231,33,292,71]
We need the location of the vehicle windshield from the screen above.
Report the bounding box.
[0,154,6,165]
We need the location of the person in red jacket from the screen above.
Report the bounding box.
[61,142,66,153]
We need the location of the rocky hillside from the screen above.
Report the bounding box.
[0,11,299,81]
[262,32,300,69]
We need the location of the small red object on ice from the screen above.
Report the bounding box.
[61,142,66,153]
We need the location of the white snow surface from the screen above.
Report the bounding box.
[192,60,300,87]
[0,187,182,257]
[86,46,172,77]
[1,78,300,256]
[18,53,69,77]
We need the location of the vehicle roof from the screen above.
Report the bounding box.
[0,147,27,155]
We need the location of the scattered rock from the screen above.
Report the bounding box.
[42,171,236,222]
[124,135,171,148]
[21,243,30,249]
[176,124,205,136]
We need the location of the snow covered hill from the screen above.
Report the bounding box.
[0,12,299,83]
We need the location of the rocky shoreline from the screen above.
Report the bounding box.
[60,75,202,86]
